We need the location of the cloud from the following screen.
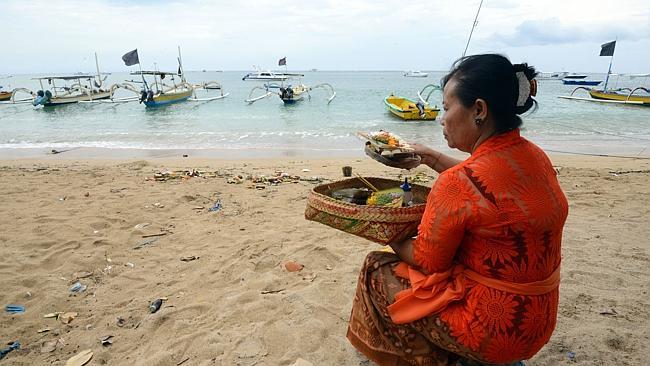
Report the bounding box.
[487,17,649,47]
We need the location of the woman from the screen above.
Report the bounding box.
[347,54,568,366]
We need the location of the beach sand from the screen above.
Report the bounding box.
[0,154,648,365]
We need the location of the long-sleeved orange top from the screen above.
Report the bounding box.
[387,129,569,363]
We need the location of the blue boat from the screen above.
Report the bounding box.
[562,79,602,86]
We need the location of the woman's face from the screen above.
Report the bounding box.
[441,79,481,153]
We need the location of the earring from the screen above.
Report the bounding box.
[474,118,482,126]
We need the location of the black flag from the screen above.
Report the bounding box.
[278,57,286,66]
[122,49,140,66]
[599,41,616,56]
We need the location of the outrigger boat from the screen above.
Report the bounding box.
[0,87,35,105]
[246,81,335,105]
[31,74,111,106]
[558,41,649,106]
[131,70,194,107]
[384,84,441,121]
[245,60,334,105]
[112,47,228,107]
[0,87,11,101]
[30,53,111,107]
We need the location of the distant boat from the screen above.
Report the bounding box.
[0,89,12,101]
[0,85,11,101]
[563,74,588,79]
[403,71,428,78]
[537,72,568,80]
[562,79,602,86]
[242,69,303,81]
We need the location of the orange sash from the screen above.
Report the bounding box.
[387,262,561,324]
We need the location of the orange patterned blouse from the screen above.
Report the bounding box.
[392,129,568,363]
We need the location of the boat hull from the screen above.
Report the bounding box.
[562,79,602,86]
[43,91,112,107]
[589,89,650,105]
[0,91,11,101]
[144,90,192,107]
[384,96,439,120]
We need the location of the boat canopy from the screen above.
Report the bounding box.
[131,71,179,76]
[32,74,109,81]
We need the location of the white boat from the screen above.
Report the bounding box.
[563,74,588,79]
[30,53,111,107]
[537,72,569,80]
[242,69,303,81]
[403,71,429,78]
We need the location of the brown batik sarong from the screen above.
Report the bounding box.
[347,251,466,366]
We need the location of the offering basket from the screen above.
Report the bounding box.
[304,177,430,245]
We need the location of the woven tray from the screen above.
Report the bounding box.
[364,142,421,169]
[304,177,430,245]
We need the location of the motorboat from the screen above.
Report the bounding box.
[403,71,429,78]
[242,69,303,81]
[561,79,602,86]
[588,88,650,105]
[31,53,111,107]
[537,72,569,80]
[384,95,439,120]
[113,47,228,107]
[32,74,112,106]
[563,74,588,79]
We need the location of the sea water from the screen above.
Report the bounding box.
[0,71,648,157]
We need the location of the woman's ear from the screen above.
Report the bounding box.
[474,99,488,120]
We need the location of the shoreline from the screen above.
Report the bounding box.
[1,145,649,161]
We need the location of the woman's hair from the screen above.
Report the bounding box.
[441,54,538,133]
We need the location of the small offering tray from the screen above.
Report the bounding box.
[304,177,430,245]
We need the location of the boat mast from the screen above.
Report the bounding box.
[603,37,617,92]
[94,52,102,88]
[462,0,484,57]
[178,46,185,83]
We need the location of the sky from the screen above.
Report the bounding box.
[2,0,649,74]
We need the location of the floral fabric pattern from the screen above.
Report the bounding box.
[347,129,568,365]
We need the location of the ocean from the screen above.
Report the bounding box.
[1,71,648,157]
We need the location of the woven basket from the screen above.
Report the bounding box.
[304,177,430,245]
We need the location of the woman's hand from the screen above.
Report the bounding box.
[408,143,437,167]
[407,143,462,173]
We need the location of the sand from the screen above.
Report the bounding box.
[0,154,649,365]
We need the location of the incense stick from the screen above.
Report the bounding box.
[355,174,379,192]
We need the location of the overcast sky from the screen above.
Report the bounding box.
[2,0,649,74]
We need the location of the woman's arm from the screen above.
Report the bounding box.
[388,170,475,274]
[410,143,462,173]
[389,238,437,275]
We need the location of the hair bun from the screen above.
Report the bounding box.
[513,63,538,115]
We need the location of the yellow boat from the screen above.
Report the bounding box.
[384,95,439,120]
[589,88,650,105]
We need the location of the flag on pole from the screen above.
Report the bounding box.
[278,57,287,66]
[599,41,616,56]
[122,49,140,66]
